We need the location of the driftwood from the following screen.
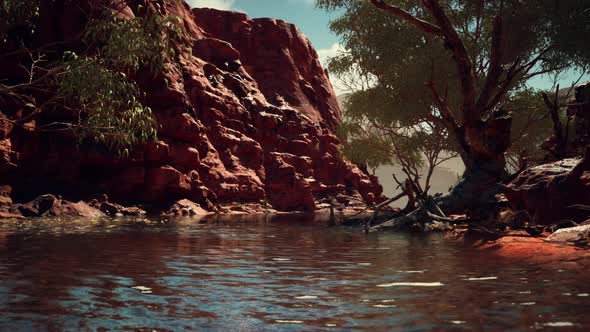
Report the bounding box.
[363,191,407,233]
[369,209,422,232]
[569,205,590,212]
[341,183,410,227]
[426,211,460,222]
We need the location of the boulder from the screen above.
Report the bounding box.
[0,185,13,210]
[505,158,590,225]
[546,225,590,244]
[17,194,59,217]
[167,199,210,216]
[17,194,104,218]
[98,201,146,217]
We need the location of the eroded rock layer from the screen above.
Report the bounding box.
[505,155,590,225]
[0,1,382,212]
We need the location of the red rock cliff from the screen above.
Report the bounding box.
[0,1,382,212]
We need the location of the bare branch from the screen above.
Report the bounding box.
[422,0,478,124]
[476,16,503,112]
[426,81,458,130]
[369,0,443,36]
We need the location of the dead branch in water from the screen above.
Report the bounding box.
[363,191,408,233]
[568,205,590,212]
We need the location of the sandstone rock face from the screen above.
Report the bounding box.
[505,157,590,225]
[0,1,382,212]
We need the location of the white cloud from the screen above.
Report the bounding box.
[287,0,315,5]
[187,0,236,10]
[317,43,348,95]
[317,42,344,67]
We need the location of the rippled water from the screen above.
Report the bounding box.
[1,214,589,331]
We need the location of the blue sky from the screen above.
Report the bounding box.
[187,0,588,94]
[187,0,340,51]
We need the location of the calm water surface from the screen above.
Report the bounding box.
[0,214,589,331]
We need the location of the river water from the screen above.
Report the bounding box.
[0,214,589,331]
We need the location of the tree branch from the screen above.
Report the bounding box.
[422,0,478,125]
[369,0,443,36]
[485,61,521,110]
[476,16,504,112]
[426,81,458,131]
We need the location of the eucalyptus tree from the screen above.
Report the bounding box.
[318,0,590,218]
[339,90,459,206]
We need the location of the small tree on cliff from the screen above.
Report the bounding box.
[0,0,186,154]
[318,0,590,219]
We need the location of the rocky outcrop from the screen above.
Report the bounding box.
[0,1,382,215]
[166,199,210,216]
[546,224,590,244]
[14,194,104,218]
[505,153,590,225]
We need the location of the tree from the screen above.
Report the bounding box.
[504,88,553,172]
[318,0,590,220]
[0,0,186,154]
[339,90,459,210]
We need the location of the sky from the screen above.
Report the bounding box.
[188,0,338,49]
[187,0,588,95]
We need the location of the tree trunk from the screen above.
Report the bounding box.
[435,161,504,215]
[371,161,506,232]
[438,112,512,213]
[371,111,512,232]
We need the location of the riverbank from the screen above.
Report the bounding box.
[449,227,590,271]
[0,190,374,221]
[3,195,589,273]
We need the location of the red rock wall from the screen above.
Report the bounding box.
[506,155,590,225]
[0,1,382,212]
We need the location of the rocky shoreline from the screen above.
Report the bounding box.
[2,187,589,273]
[0,186,372,220]
[450,228,590,271]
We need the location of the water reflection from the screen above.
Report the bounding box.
[0,215,589,331]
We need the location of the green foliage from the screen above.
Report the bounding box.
[83,7,185,73]
[318,0,590,175]
[56,6,186,153]
[64,4,189,153]
[538,0,590,70]
[319,0,590,120]
[338,91,455,186]
[0,0,41,45]
[1,1,191,154]
[57,53,157,155]
[504,88,553,169]
[337,121,394,169]
[320,0,464,125]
